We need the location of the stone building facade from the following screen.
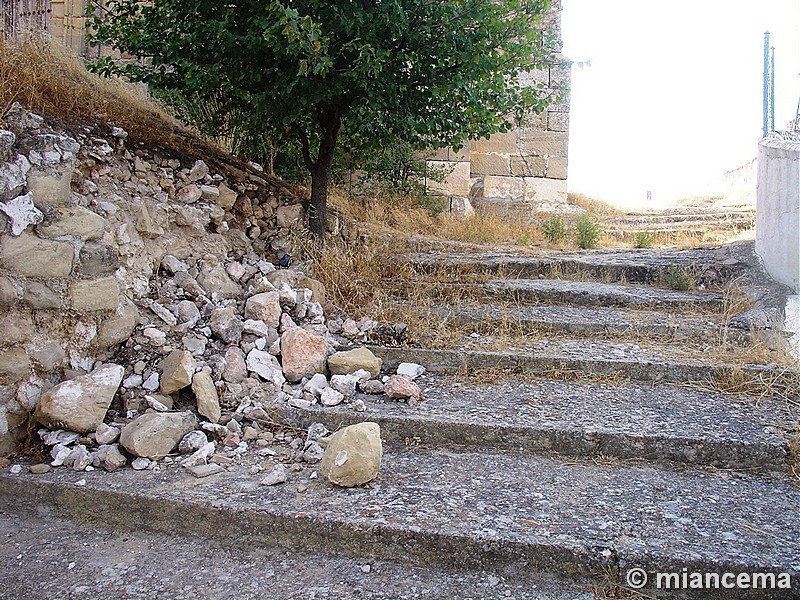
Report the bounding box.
[1,0,88,54]
[427,1,571,217]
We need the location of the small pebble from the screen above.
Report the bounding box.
[29,464,51,475]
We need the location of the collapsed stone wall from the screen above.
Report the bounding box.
[0,103,308,453]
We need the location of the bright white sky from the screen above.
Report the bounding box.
[561,0,800,208]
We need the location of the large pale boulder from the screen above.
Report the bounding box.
[320,422,382,487]
[192,367,221,423]
[280,328,329,383]
[327,348,382,378]
[159,350,195,394]
[119,411,198,459]
[244,292,281,328]
[33,364,124,433]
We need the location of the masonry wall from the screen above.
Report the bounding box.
[426,0,570,218]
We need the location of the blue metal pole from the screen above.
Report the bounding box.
[770,46,776,132]
[763,31,770,137]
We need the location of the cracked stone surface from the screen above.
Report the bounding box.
[0,192,43,235]
[292,374,795,471]
[3,447,799,583]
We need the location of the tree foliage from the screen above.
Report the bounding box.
[88,0,564,237]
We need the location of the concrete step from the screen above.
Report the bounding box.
[407,301,753,345]
[368,344,793,390]
[483,279,724,310]
[3,448,798,599]
[401,244,752,286]
[287,375,794,472]
[0,505,594,600]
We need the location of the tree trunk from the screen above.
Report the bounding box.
[303,110,341,239]
[308,162,329,238]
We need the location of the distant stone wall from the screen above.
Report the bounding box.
[427,0,570,218]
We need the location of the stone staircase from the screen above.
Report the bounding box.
[2,240,800,599]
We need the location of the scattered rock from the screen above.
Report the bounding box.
[360,380,385,395]
[179,430,209,454]
[246,349,285,388]
[244,292,281,328]
[131,457,151,471]
[95,422,121,445]
[120,411,198,459]
[192,368,221,423]
[384,375,422,403]
[320,422,382,487]
[397,362,426,380]
[159,350,195,395]
[28,463,51,474]
[33,364,124,434]
[328,348,382,378]
[280,328,329,383]
[210,306,243,344]
[186,463,224,478]
[320,387,344,407]
[95,444,127,472]
[260,463,288,486]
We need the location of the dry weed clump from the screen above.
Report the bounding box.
[567,192,624,218]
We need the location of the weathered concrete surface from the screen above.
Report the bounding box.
[368,345,788,390]
[485,278,724,309]
[411,300,753,344]
[400,243,756,285]
[757,137,800,293]
[1,448,798,599]
[0,507,595,600]
[289,375,793,471]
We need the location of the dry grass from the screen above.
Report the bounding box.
[567,192,625,218]
[0,33,266,177]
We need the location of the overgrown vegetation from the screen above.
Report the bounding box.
[542,214,568,244]
[657,265,695,291]
[575,212,603,249]
[633,231,657,249]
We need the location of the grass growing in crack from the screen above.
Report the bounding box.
[632,231,657,249]
[655,265,695,291]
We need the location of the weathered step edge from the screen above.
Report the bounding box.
[287,405,792,473]
[410,302,753,346]
[369,346,788,389]
[1,475,794,600]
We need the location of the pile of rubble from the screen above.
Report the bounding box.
[0,103,425,485]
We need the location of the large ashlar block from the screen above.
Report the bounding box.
[547,111,570,133]
[472,131,518,155]
[470,153,511,177]
[1,232,74,278]
[426,161,470,197]
[510,156,547,178]
[518,130,569,158]
[479,175,526,202]
[546,156,569,180]
[27,167,74,208]
[524,177,568,205]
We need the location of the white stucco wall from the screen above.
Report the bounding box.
[756,137,800,293]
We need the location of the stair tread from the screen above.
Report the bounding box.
[292,375,793,470]
[6,447,799,576]
[486,278,723,308]
[0,508,594,600]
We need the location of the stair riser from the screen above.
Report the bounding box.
[289,408,790,473]
[2,477,791,600]
[409,259,742,287]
